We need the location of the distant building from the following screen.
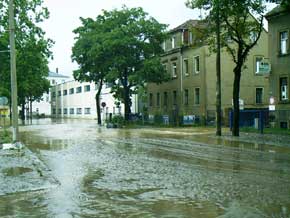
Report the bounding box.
[266,6,290,128]
[147,19,269,125]
[50,80,139,121]
[29,69,70,117]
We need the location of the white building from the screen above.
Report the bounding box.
[50,80,139,121]
[30,69,70,116]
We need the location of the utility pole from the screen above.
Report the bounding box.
[216,0,222,136]
[9,0,19,142]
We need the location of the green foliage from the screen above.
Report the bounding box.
[186,0,268,136]
[0,0,53,106]
[0,130,11,144]
[72,6,169,121]
[111,115,125,126]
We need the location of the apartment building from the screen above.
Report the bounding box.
[50,80,138,121]
[147,19,269,125]
[266,6,290,128]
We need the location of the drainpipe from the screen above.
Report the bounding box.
[203,47,207,124]
[180,48,183,112]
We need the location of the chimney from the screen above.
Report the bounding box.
[56,68,58,74]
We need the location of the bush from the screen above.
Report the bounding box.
[111,115,125,127]
[0,130,11,144]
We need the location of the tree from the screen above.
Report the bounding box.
[72,17,111,125]
[0,0,53,120]
[186,0,267,136]
[96,7,169,122]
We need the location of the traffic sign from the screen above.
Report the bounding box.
[0,97,8,106]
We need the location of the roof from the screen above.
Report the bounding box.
[48,71,70,78]
[266,5,290,19]
[169,19,200,33]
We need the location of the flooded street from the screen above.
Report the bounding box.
[1,119,290,218]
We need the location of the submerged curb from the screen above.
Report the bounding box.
[0,146,60,196]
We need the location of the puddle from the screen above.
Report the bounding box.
[2,167,33,176]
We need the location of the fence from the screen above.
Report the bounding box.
[229,109,269,133]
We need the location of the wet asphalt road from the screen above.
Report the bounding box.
[0,119,290,218]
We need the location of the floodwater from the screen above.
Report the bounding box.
[1,119,290,218]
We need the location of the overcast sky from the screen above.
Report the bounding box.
[41,0,200,76]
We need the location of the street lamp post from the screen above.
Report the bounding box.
[9,0,19,142]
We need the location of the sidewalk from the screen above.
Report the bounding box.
[0,146,59,196]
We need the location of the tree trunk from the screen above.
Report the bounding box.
[20,102,25,121]
[215,0,222,136]
[95,80,103,125]
[29,97,32,122]
[232,66,241,136]
[122,71,131,122]
[124,85,131,122]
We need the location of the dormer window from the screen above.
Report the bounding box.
[189,32,193,44]
[171,36,175,49]
[250,31,258,43]
[182,29,189,44]
[162,41,166,51]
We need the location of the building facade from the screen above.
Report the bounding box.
[266,6,290,129]
[147,20,269,125]
[30,69,70,117]
[50,80,138,121]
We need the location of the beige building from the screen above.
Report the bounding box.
[147,20,269,125]
[266,6,290,129]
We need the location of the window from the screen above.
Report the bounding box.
[77,108,82,114]
[69,88,74,94]
[256,88,263,104]
[182,29,189,44]
[173,90,177,105]
[58,109,61,114]
[162,41,166,51]
[194,88,200,105]
[184,89,189,105]
[64,108,68,114]
[172,62,177,78]
[280,31,288,55]
[189,31,193,44]
[163,92,168,106]
[280,77,288,101]
[171,36,175,49]
[183,59,189,76]
[63,90,67,96]
[149,93,153,107]
[194,56,200,74]
[70,108,74,114]
[52,92,56,98]
[58,91,61,96]
[51,80,55,85]
[105,83,113,88]
[250,31,258,43]
[280,121,288,129]
[255,56,263,74]
[52,108,56,115]
[162,64,168,74]
[84,108,91,114]
[84,85,90,92]
[156,93,160,107]
[76,86,82,93]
